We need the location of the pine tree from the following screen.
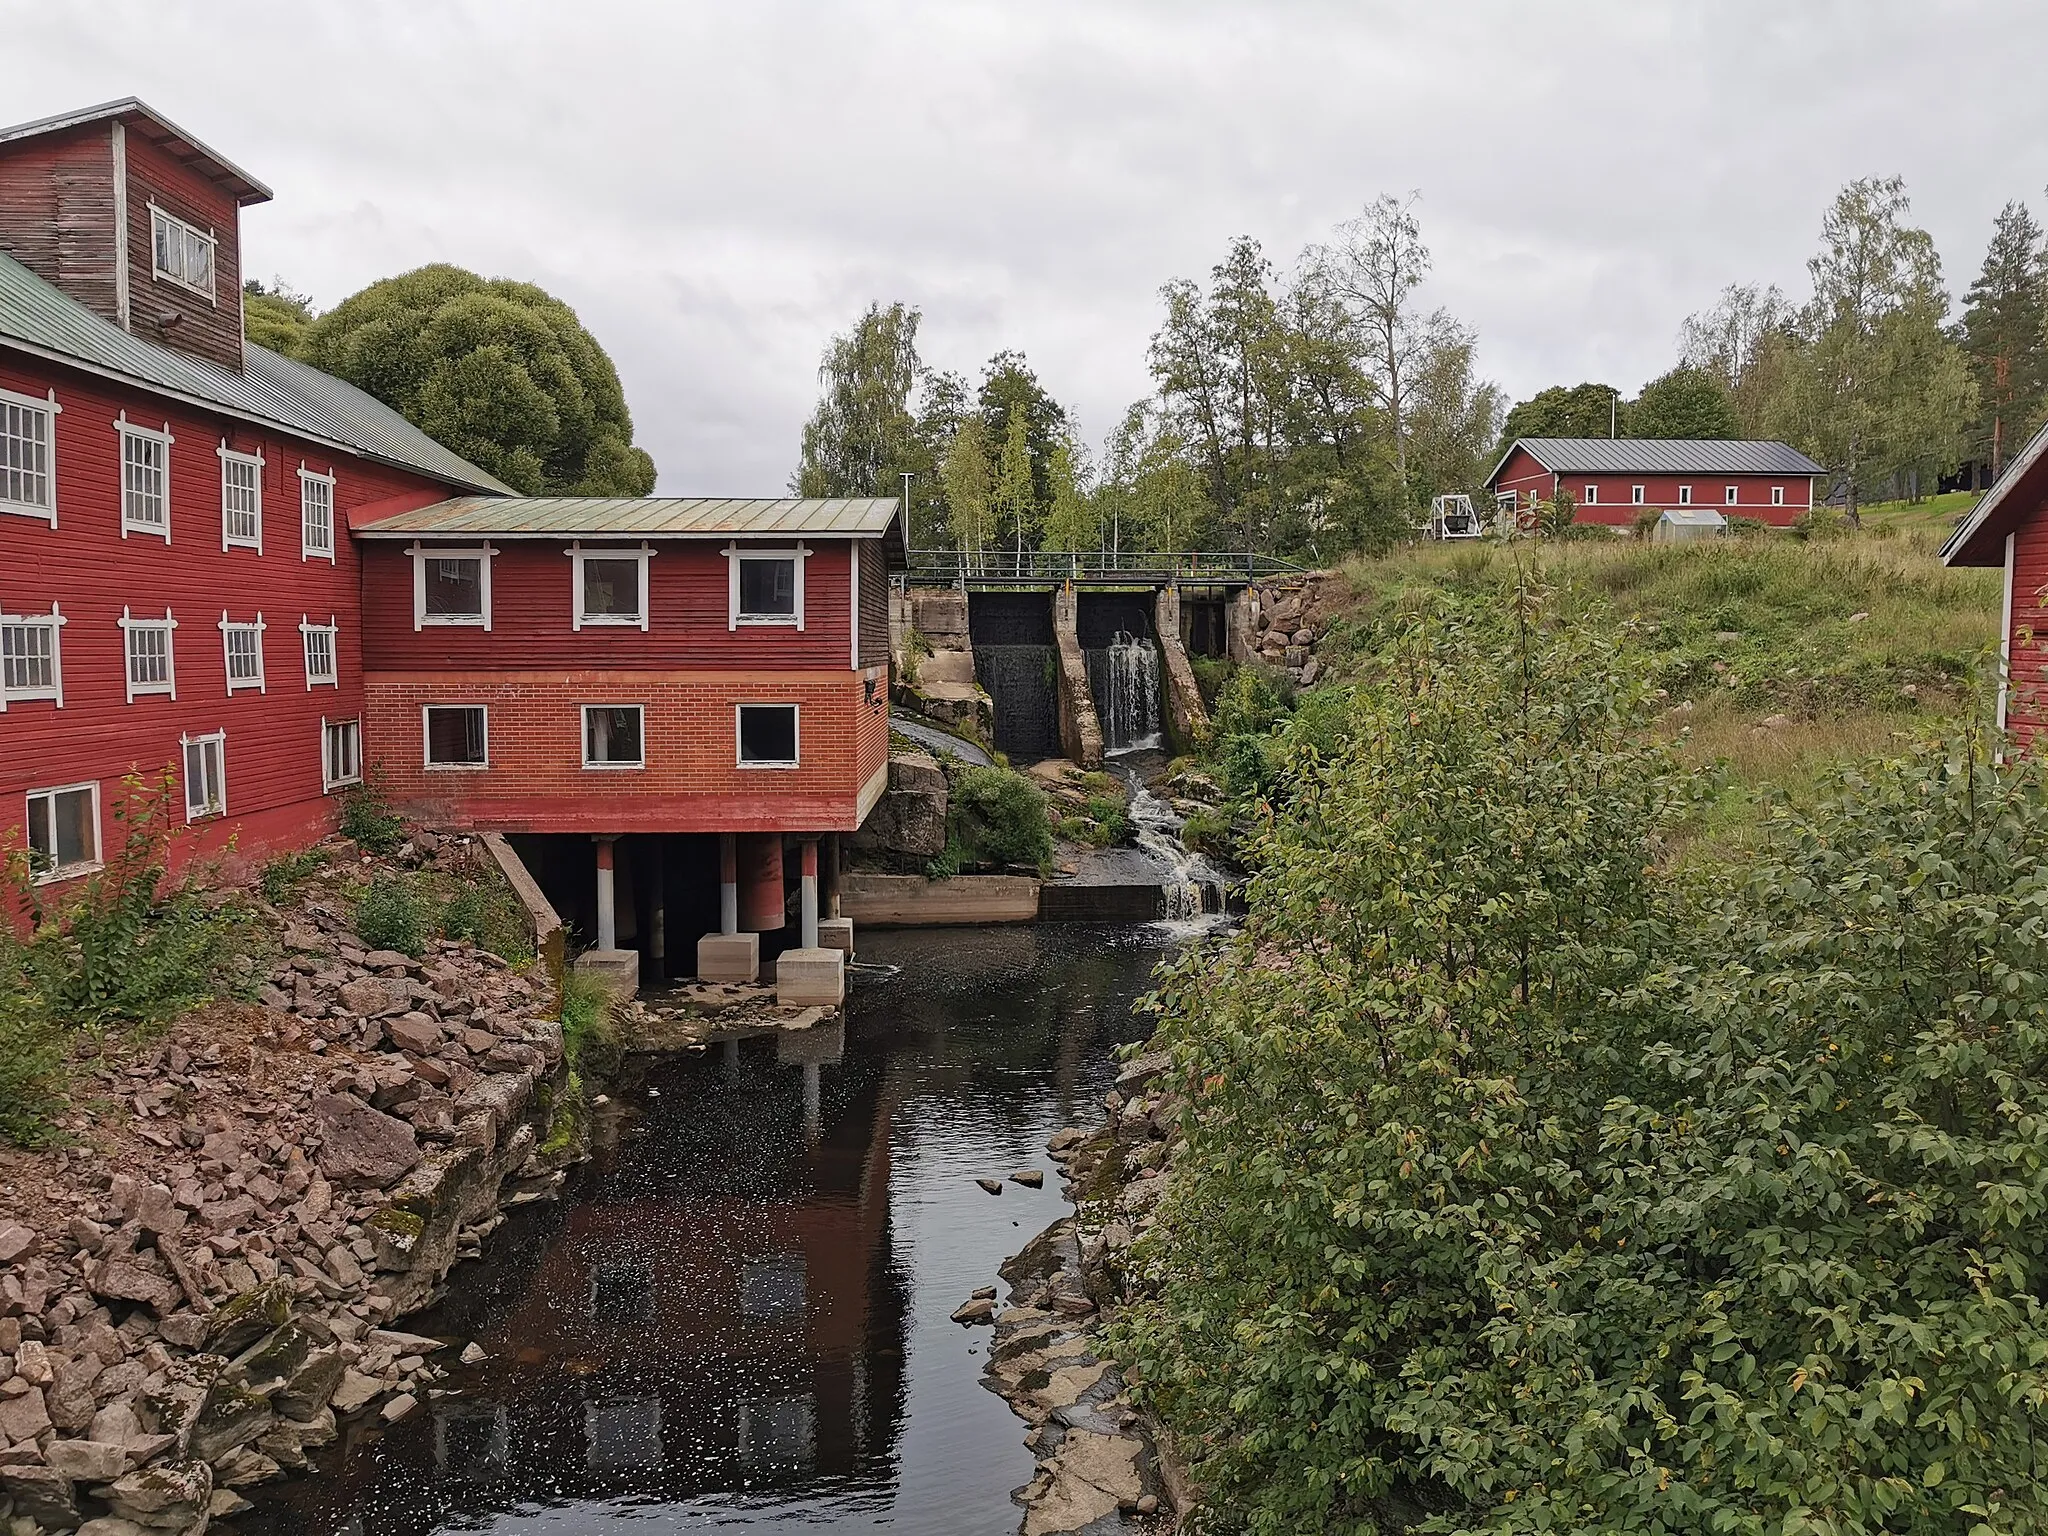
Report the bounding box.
[1960,200,2047,479]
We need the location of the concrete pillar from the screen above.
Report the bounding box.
[740,833,784,932]
[1051,582,1103,769]
[719,832,739,936]
[594,837,618,952]
[823,833,842,920]
[800,838,820,951]
[1155,582,1212,752]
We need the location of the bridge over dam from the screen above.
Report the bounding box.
[888,550,1310,767]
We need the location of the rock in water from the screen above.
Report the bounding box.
[951,1297,997,1325]
[1011,1169,1045,1189]
[976,1178,1003,1195]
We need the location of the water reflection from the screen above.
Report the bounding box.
[246,924,1170,1535]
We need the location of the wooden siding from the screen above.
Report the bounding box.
[0,351,454,873]
[1493,448,1813,528]
[857,539,889,670]
[2007,511,2048,745]
[0,123,121,326]
[123,131,242,371]
[358,538,861,671]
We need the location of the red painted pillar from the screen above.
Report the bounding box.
[594,836,617,951]
[739,833,785,933]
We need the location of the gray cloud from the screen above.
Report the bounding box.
[14,0,2044,492]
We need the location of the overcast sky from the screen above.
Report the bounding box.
[13,0,2046,494]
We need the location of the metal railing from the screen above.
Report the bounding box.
[904,549,1306,586]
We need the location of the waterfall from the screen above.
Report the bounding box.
[1122,772,1226,927]
[972,644,1061,759]
[1088,631,1163,753]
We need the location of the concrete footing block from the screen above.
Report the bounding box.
[775,947,846,1007]
[697,931,760,984]
[573,948,640,999]
[816,917,854,955]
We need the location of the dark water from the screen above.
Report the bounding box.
[972,645,1060,760]
[246,925,1171,1536]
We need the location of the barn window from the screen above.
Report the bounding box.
[411,545,494,629]
[583,705,645,769]
[182,732,226,820]
[1772,486,1786,507]
[1630,485,1645,506]
[1678,485,1693,506]
[737,704,799,768]
[726,544,807,630]
[569,544,653,630]
[25,782,98,881]
[219,613,266,694]
[118,608,177,702]
[118,418,172,540]
[1724,485,1739,505]
[301,618,338,687]
[1583,485,1597,505]
[0,607,63,707]
[150,206,215,298]
[219,445,263,551]
[424,705,488,768]
[299,468,335,562]
[322,718,362,791]
[0,386,57,524]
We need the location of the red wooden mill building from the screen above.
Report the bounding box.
[1488,438,1824,528]
[0,97,899,1002]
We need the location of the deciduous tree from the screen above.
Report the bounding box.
[939,413,993,562]
[792,301,925,498]
[1628,364,1741,438]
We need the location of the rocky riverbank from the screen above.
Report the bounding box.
[968,1047,1188,1535]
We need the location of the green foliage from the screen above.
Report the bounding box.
[1212,664,1290,740]
[1500,378,1625,442]
[990,407,1037,554]
[945,764,1053,871]
[353,876,429,958]
[1628,363,1742,438]
[793,301,925,498]
[1188,655,1235,706]
[258,846,328,906]
[241,278,314,354]
[439,884,533,964]
[940,412,995,557]
[559,967,617,1069]
[338,782,405,855]
[0,983,65,1147]
[297,263,655,495]
[1960,199,2048,476]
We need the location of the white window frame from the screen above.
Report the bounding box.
[322,717,363,792]
[1724,485,1739,506]
[1582,484,1597,505]
[1630,485,1645,506]
[411,543,495,630]
[219,612,266,695]
[0,384,58,526]
[422,704,490,770]
[0,604,65,710]
[218,443,263,552]
[567,542,655,631]
[117,415,173,542]
[581,703,647,770]
[1772,486,1786,507]
[181,731,226,821]
[300,615,339,688]
[725,543,807,632]
[25,781,100,883]
[149,204,216,301]
[117,606,177,703]
[735,702,801,770]
[1678,484,1693,506]
[299,464,336,563]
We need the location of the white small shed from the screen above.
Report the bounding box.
[1651,507,1727,543]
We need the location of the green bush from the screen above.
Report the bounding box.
[338,781,406,855]
[0,927,65,1146]
[1188,655,1236,707]
[945,765,1053,871]
[354,875,429,957]
[259,846,328,905]
[439,884,533,963]
[559,965,617,1068]
[1211,664,1289,740]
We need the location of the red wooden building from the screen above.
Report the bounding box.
[1487,438,1823,528]
[1944,422,2048,743]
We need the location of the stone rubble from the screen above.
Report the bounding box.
[0,838,591,1535]
[1247,573,1338,686]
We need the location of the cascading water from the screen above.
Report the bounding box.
[1087,630,1163,752]
[1121,768,1227,926]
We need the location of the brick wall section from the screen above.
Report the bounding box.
[362,668,891,834]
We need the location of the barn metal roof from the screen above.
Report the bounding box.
[0,250,512,495]
[0,98,272,205]
[1488,437,1826,484]
[355,495,904,543]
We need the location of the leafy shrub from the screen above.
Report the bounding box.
[1792,506,1853,540]
[1188,655,1236,707]
[354,875,429,957]
[439,884,533,963]
[338,780,406,855]
[559,965,617,1068]
[945,765,1053,871]
[1210,664,1288,740]
[259,846,328,905]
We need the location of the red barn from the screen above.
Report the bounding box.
[1487,438,1823,528]
[1944,423,2048,743]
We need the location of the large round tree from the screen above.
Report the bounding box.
[297,264,656,496]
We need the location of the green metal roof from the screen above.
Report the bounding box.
[355,495,903,541]
[0,250,512,495]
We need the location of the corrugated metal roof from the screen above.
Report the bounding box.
[355,495,903,540]
[1491,437,1826,482]
[0,251,511,494]
[0,97,272,205]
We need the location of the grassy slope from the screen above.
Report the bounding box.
[1321,524,2003,846]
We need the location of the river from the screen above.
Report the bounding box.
[243,923,1179,1536]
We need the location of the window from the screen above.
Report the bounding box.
[1583,484,1597,505]
[726,545,807,630]
[583,705,644,769]
[0,607,63,708]
[322,718,362,790]
[182,732,225,821]
[411,545,493,629]
[741,1255,807,1321]
[119,419,171,540]
[737,703,799,768]
[118,608,177,702]
[1678,485,1693,506]
[219,445,262,551]
[1772,486,1786,507]
[0,385,57,524]
[150,206,214,297]
[1630,485,1645,506]
[301,617,338,687]
[424,705,488,768]
[25,783,97,881]
[1724,485,1739,506]
[299,467,334,562]
[219,614,266,693]
[569,544,653,630]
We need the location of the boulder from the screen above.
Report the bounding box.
[336,977,404,1018]
[88,1258,179,1314]
[385,1014,442,1054]
[312,1095,421,1187]
[0,1384,51,1442]
[103,1460,213,1530]
[272,1348,343,1421]
[203,1279,294,1357]
[0,1225,37,1264]
[2,1464,79,1529]
[186,1375,274,1463]
[44,1438,130,1482]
